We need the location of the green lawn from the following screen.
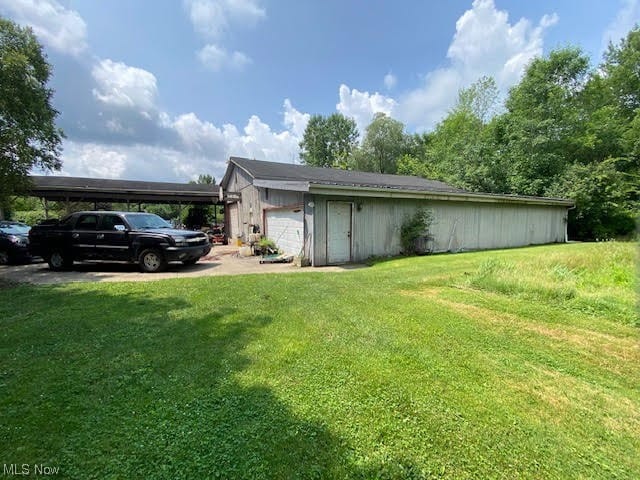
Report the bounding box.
[1,242,638,479]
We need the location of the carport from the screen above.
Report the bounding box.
[27,175,222,217]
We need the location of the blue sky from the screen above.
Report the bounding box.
[1,0,638,182]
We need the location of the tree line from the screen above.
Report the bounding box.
[300,28,639,240]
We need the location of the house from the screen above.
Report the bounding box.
[220,157,573,266]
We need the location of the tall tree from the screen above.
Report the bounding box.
[456,76,500,122]
[501,48,590,196]
[191,174,215,185]
[0,18,64,219]
[356,113,406,174]
[299,113,358,168]
[601,27,640,119]
[398,77,506,192]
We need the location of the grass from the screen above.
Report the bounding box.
[0,242,638,479]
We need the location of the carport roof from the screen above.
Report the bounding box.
[29,175,220,204]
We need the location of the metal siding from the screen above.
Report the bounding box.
[261,189,304,209]
[303,194,314,263]
[313,196,327,266]
[310,194,567,265]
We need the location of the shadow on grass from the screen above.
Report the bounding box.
[0,285,419,479]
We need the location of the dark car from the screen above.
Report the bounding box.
[0,221,32,265]
[29,211,211,273]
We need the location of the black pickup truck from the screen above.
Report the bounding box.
[29,211,211,273]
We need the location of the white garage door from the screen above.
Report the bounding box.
[266,208,304,256]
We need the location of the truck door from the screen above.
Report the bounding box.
[96,214,130,260]
[72,214,99,259]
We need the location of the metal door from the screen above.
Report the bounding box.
[96,214,130,260]
[72,213,98,258]
[327,202,352,264]
[265,208,304,256]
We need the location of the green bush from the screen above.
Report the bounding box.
[400,208,433,255]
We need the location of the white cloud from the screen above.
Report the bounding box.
[336,84,397,135]
[393,0,557,131]
[601,0,640,51]
[383,72,397,90]
[184,0,265,39]
[91,60,158,114]
[282,99,310,139]
[60,143,127,179]
[197,44,252,71]
[0,0,88,56]
[60,141,224,182]
[60,99,309,182]
[185,0,264,73]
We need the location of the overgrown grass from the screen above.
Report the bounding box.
[0,242,638,479]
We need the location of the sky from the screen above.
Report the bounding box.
[1,0,639,183]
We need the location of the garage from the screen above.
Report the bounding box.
[221,157,573,266]
[265,207,304,256]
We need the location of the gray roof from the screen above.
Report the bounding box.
[31,175,219,194]
[29,176,220,204]
[223,157,573,206]
[226,157,466,193]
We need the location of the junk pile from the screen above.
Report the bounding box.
[235,232,294,264]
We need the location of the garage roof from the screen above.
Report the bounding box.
[225,157,465,193]
[222,157,574,207]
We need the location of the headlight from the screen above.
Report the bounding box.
[173,236,188,246]
[8,235,27,245]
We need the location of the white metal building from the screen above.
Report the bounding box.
[220,157,573,266]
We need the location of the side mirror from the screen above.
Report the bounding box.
[114,224,127,232]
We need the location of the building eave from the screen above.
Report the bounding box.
[253,179,310,192]
[308,183,574,207]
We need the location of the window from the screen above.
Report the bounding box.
[101,215,127,231]
[76,214,98,230]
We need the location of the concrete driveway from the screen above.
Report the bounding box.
[0,245,364,285]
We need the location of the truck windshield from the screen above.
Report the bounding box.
[124,214,171,230]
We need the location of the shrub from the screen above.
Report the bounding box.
[400,208,433,255]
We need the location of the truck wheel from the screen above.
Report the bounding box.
[48,250,73,271]
[182,258,198,266]
[139,249,167,273]
[0,250,9,265]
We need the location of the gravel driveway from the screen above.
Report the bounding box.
[0,245,363,285]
